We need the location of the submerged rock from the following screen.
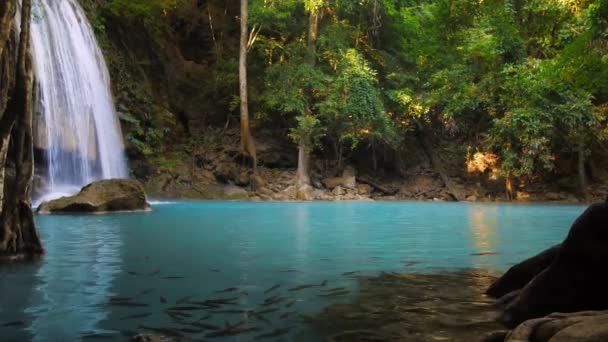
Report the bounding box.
[38,179,151,214]
[489,202,608,328]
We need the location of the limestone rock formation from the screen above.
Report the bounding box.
[38,179,151,213]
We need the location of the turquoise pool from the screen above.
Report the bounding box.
[0,202,585,341]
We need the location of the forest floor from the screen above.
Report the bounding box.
[129,128,608,204]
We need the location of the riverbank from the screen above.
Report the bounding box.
[133,129,607,204]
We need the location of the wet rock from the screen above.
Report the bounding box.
[486,244,560,298]
[250,174,265,191]
[356,184,372,195]
[499,203,608,327]
[466,195,477,202]
[332,186,346,196]
[296,185,315,201]
[479,330,509,342]
[38,179,150,214]
[545,192,565,201]
[322,177,344,190]
[504,311,608,342]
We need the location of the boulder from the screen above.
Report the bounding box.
[296,185,315,201]
[486,244,561,298]
[322,177,344,190]
[38,179,150,214]
[342,166,357,189]
[499,203,608,327]
[498,311,608,342]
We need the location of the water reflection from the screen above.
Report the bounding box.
[28,216,122,340]
[312,271,502,341]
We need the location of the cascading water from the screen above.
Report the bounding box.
[30,0,128,205]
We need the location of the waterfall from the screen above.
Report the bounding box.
[30,0,128,204]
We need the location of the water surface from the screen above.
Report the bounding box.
[0,202,584,341]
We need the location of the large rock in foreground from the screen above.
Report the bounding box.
[38,179,151,214]
[488,202,608,328]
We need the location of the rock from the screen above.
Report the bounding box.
[322,177,344,190]
[545,192,564,201]
[223,185,249,198]
[250,174,265,191]
[486,244,561,298]
[342,166,356,189]
[499,203,608,327]
[296,185,315,201]
[332,186,346,196]
[38,179,150,214]
[356,184,372,195]
[503,311,608,342]
[479,330,509,342]
[466,195,477,202]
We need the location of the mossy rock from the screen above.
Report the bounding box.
[38,179,151,214]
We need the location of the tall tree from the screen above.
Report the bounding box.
[239,0,257,173]
[0,0,43,260]
[295,0,323,187]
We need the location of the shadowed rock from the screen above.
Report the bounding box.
[486,244,560,298]
[498,203,608,327]
[38,179,151,214]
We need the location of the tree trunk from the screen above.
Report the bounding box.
[0,0,44,260]
[239,0,257,173]
[577,140,588,201]
[296,138,310,187]
[0,0,16,59]
[505,176,513,201]
[295,8,322,186]
[416,121,462,201]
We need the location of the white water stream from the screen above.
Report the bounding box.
[30,0,128,205]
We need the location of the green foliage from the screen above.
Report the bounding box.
[120,110,169,157]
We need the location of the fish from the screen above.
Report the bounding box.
[167,306,204,311]
[190,322,221,330]
[216,287,239,293]
[261,297,286,306]
[108,302,149,307]
[403,261,422,267]
[160,296,167,304]
[288,284,316,292]
[168,311,193,318]
[255,308,279,315]
[279,312,290,319]
[209,269,221,272]
[341,271,358,276]
[320,280,328,286]
[319,258,332,262]
[176,295,195,304]
[210,309,254,314]
[199,315,212,321]
[179,327,205,334]
[204,297,240,305]
[254,327,292,339]
[322,287,347,293]
[128,271,139,276]
[251,313,271,325]
[318,290,351,297]
[138,325,184,338]
[120,313,152,320]
[285,300,297,308]
[109,296,132,302]
[161,276,185,280]
[1,321,25,327]
[263,284,280,294]
[279,270,300,273]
